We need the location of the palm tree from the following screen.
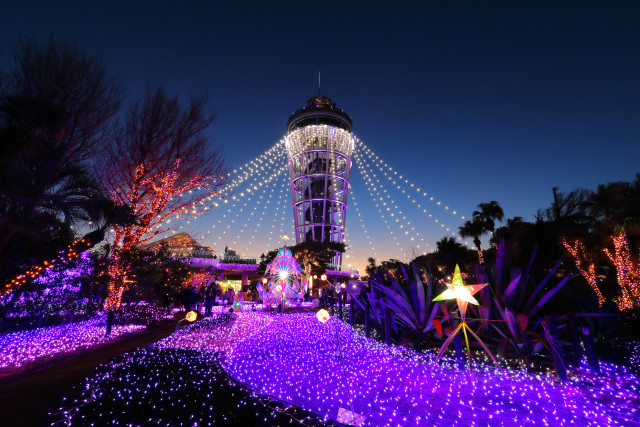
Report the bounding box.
[458,219,485,254]
[459,201,505,263]
[474,201,505,236]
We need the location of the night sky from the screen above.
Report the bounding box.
[2,1,639,272]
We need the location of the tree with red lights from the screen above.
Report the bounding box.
[98,87,228,310]
[586,175,640,310]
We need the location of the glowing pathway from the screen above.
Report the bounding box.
[160,312,640,426]
[156,308,274,357]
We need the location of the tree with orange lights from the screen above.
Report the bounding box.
[562,238,604,306]
[98,88,228,310]
[587,174,640,311]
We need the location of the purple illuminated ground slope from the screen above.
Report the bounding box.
[158,311,640,426]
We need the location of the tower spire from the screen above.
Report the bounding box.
[318,71,321,96]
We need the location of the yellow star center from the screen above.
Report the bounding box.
[433,264,487,320]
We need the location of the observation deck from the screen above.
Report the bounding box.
[287,95,352,133]
[285,96,354,259]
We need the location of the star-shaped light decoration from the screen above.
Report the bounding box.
[433,264,487,322]
[430,264,505,378]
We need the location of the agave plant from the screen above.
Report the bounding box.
[354,278,384,327]
[475,241,575,364]
[355,262,442,347]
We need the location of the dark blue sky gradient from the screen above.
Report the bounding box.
[2,1,639,270]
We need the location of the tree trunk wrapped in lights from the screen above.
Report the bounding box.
[99,87,228,310]
[586,175,640,311]
[562,238,605,306]
[602,229,639,310]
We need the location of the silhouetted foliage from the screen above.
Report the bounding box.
[289,240,346,278]
[412,237,476,280]
[0,35,134,301]
[4,34,123,163]
[0,95,131,294]
[587,174,640,242]
[257,248,280,275]
[365,257,377,277]
[535,187,593,238]
[116,242,191,305]
[459,200,504,257]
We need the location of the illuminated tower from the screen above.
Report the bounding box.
[285,95,354,265]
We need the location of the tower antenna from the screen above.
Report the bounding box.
[318,71,321,96]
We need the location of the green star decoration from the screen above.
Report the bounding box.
[433,264,487,321]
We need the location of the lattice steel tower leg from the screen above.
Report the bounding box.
[285,96,354,266]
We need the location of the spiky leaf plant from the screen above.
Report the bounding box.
[476,241,575,364]
[356,262,442,347]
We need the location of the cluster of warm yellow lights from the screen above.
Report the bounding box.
[199,141,285,243]
[353,151,414,258]
[239,171,284,253]
[284,125,354,158]
[208,160,285,246]
[354,150,427,259]
[220,141,284,198]
[266,174,289,249]
[357,140,462,228]
[350,190,377,259]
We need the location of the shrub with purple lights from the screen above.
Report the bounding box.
[0,316,144,370]
[1,243,187,335]
[113,302,173,326]
[50,347,342,426]
[0,252,105,330]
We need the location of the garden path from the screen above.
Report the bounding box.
[162,311,640,426]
